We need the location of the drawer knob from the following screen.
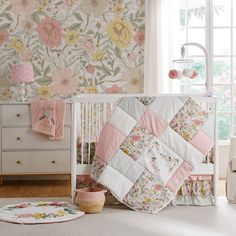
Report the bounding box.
[16,113,21,117]
[52,160,56,164]
[16,161,21,164]
[16,137,21,141]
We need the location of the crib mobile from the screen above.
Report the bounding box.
[168,42,213,97]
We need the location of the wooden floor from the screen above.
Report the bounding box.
[0,180,71,198]
[0,179,226,198]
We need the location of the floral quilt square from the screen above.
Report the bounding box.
[169,98,208,141]
[120,126,158,161]
[90,156,107,182]
[123,170,172,213]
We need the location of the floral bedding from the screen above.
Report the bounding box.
[90,96,215,213]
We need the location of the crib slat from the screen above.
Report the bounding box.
[81,103,84,164]
[88,103,92,164]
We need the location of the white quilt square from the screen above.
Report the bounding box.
[159,127,204,167]
[118,97,146,120]
[108,106,136,136]
[137,138,182,185]
[109,149,145,183]
[149,97,184,123]
[98,165,133,200]
[201,113,215,140]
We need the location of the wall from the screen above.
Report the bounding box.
[0,0,145,99]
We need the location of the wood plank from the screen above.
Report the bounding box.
[0,180,71,198]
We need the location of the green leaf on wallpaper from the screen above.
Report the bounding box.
[74,12,83,22]
[44,66,51,76]
[0,23,11,30]
[139,11,145,18]
[32,13,40,24]
[5,4,12,11]
[114,47,122,59]
[69,23,81,30]
[129,13,134,21]
[102,64,111,75]
[2,12,12,21]
[87,30,94,35]
[95,65,103,71]
[55,1,63,6]
[32,64,42,76]
[114,67,121,76]
[37,76,52,85]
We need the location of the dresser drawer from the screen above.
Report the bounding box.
[2,151,70,173]
[2,104,71,126]
[2,127,70,150]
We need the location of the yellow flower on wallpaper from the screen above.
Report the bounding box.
[113,3,123,14]
[91,49,104,61]
[64,31,79,45]
[9,38,24,53]
[37,85,52,99]
[86,85,97,93]
[37,0,49,11]
[107,17,133,49]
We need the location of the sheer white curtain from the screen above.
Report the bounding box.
[145,0,182,94]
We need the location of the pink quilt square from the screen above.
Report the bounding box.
[139,109,168,138]
[95,123,126,163]
[166,161,193,192]
[189,130,214,155]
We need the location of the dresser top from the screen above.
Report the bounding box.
[0,100,72,105]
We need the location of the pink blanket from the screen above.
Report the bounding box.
[31,99,66,140]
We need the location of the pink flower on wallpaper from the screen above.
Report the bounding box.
[105,85,123,93]
[134,30,145,46]
[86,64,95,73]
[0,31,9,45]
[10,0,38,16]
[79,38,95,53]
[127,52,137,61]
[52,68,79,96]
[19,48,33,61]
[63,0,78,10]
[36,16,62,48]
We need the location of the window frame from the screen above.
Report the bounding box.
[182,0,235,142]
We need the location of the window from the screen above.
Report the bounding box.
[165,0,236,141]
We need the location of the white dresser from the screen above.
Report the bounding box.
[0,102,72,184]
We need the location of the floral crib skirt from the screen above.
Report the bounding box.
[76,175,214,206]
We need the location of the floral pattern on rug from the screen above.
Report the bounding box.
[169,98,208,141]
[0,202,84,224]
[0,0,145,99]
[123,170,172,213]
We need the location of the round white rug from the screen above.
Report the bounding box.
[0,202,84,224]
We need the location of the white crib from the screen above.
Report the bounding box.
[71,94,218,205]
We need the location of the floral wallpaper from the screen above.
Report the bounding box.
[0,0,145,100]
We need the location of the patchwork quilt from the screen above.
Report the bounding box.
[90,96,214,213]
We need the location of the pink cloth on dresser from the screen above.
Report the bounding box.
[31,99,65,140]
[49,100,66,140]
